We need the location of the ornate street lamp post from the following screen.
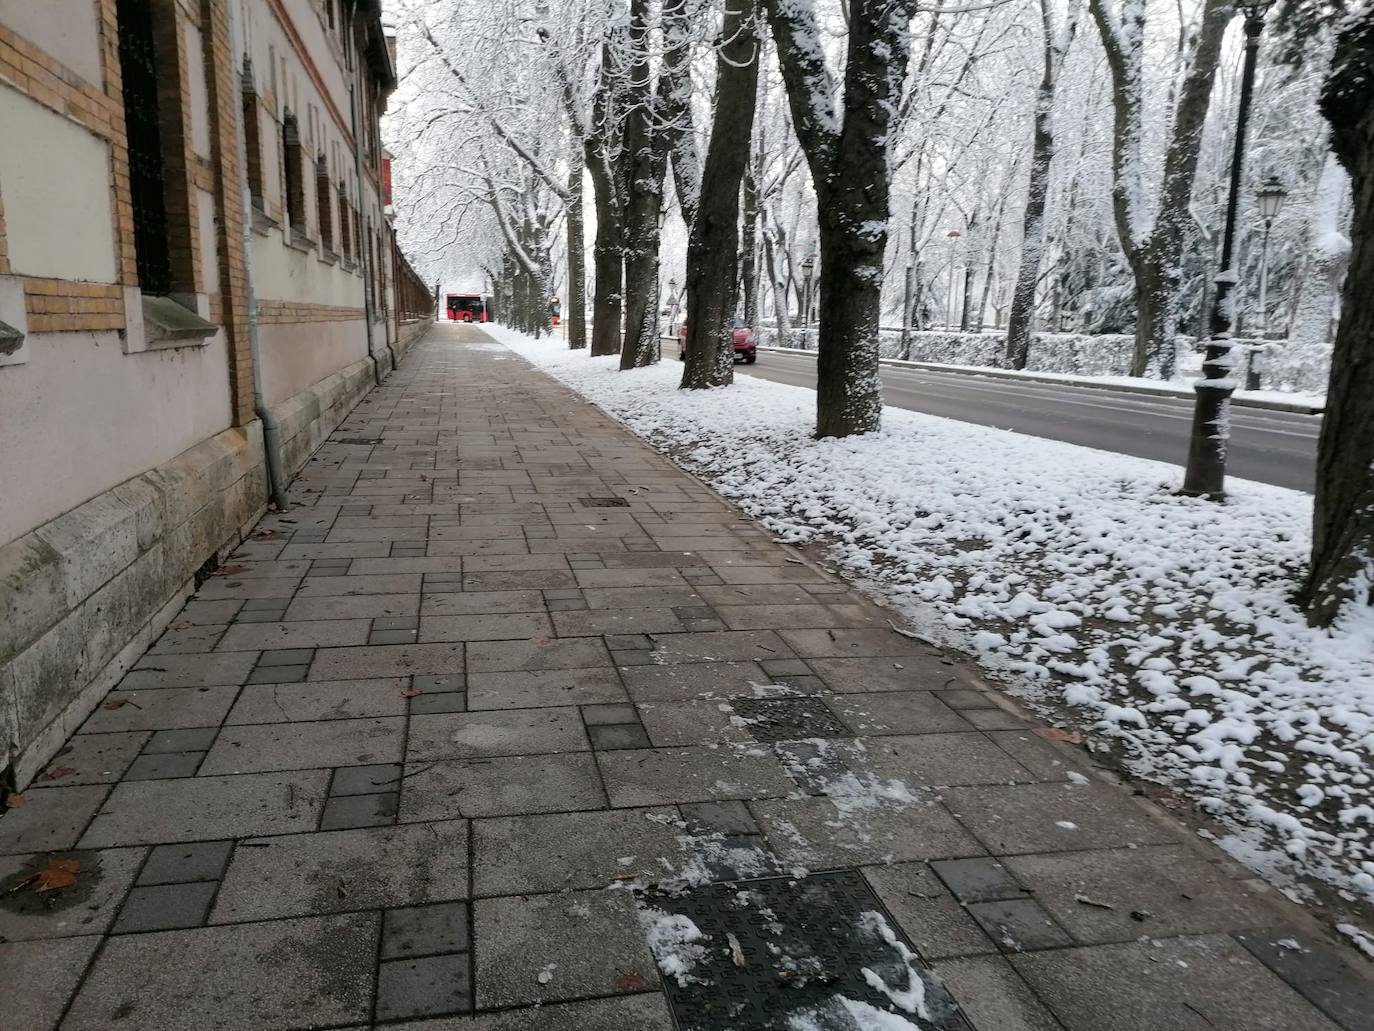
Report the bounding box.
[900,251,916,361]
[1182,1,1272,498]
[800,253,816,347]
[1247,174,1288,388]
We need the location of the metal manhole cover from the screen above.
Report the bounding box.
[730,697,851,743]
[579,496,631,508]
[641,872,968,1031]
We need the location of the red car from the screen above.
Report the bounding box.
[678,318,757,364]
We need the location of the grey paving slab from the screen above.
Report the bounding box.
[635,699,755,746]
[383,900,470,959]
[462,568,579,590]
[0,784,109,855]
[861,862,996,960]
[194,575,302,600]
[78,685,239,733]
[808,654,967,692]
[1235,929,1374,1031]
[467,668,629,709]
[408,708,588,760]
[474,889,659,1009]
[753,794,984,868]
[120,652,259,688]
[377,952,472,1021]
[217,617,372,650]
[933,955,1068,1031]
[29,731,148,785]
[422,590,545,615]
[142,727,218,753]
[581,586,705,609]
[1012,935,1345,1031]
[466,636,612,672]
[225,677,411,723]
[283,593,420,620]
[472,807,693,896]
[400,753,607,819]
[420,611,555,642]
[619,660,774,701]
[80,771,328,847]
[1001,845,1283,944]
[551,608,689,637]
[212,820,468,922]
[826,691,974,735]
[138,840,233,885]
[943,782,1186,854]
[113,881,218,933]
[199,716,405,775]
[309,642,465,680]
[0,846,143,940]
[61,913,379,1031]
[644,630,797,664]
[295,572,424,595]
[858,732,1036,787]
[0,935,102,1031]
[383,993,677,1030]
[596,745,798,806]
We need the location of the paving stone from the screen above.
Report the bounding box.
[308,642,465,680]
[931,857,1028,904]
[415,673,467,691]
[581,703,641,725]
[645,630,796,664]
[966,898,1074,951]
[631,699,761,748]
[383,994,677,1030]
[587,723,653,749]
[212,820,468,922]
[943,782,1185,854]
[196,576,303,600]
[61,913,379,1030]
[149,622,227,653]
[466,636,612,673]
[138,840,234,885]
[219,619,370,651]
[697,584,818,606]
[408,708,588,760]
[581,586,705,609]
[30,731,148,785]
[933,955,1067,1031]
[402,753,606,819]
[597,745,797,807]
[1012,935,1344,1031]
[619,660,772,701]
[371,627,421,644]
[861,862,996,960]
[808,655,965,693]
[377,952,472,1020]
[227,677,411,723]
[245,663,310,684]
[679,800,760,836]
[754,795,984,868]
[199,717,405,775]
[120,652,259,688]
[331,763,404,795]
[551,608,688,637]
[474,889,658,1008]
[0,784,109,855]
[985,730,1087,781]
[472,807,693,896]
[463,569,579,591]
[728,695,853,742]
[296,572,423,596]
[375,614,420,631]
[422,590,545,615]
[142,727,219,754]
[1235,928,1374,1031]
[421,611,555,642]
[122,751,204,780]
[79,686,238,733]
[962,707,1034,730]
[410,691,469,714]
[860,732,1035,787]
[80,771,328,847]
[0,936,102,1031]
[573,567,690,588]
[826,691,974,735]
[113,881,217,933]
[281,594,417,623]
[383,900,471,959]
[0,847,143,939]
[320,791,398,830]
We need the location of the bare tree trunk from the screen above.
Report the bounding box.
[621,0,693,369]
[766,0,912,436]
[566,144,587,349]
[1091,0,1230,377]
[1301,19,1374,625]
[1290,153,1351,350]
[741,154,762,332]
[1006,0,1079,368]
[682,0,759,389]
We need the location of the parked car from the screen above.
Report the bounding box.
[678,318,757,364]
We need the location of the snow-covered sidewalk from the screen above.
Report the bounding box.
[495,327,1374,914]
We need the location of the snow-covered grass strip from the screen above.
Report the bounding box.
[490,326,1374,908]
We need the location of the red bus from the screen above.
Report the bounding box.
[445,293,490,322]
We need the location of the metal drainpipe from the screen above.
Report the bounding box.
[349,73,383,386]
[227,7,288,512]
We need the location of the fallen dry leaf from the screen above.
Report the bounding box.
[211,564,247,577]
[252,529,278,540]
[1036,727,1084,745]
[727,931,747,968]
[103,699,130,711]
[7,857,80,894]
[171,621,195,630]
[4,793,27,808]
[614,972,647,991]
[400,688,423,698]
[42,767,77,781]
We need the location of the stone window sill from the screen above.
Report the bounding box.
[251,202,279,236]
[320,247,339,266]
[137,294,218,351]
[287,227,315,253]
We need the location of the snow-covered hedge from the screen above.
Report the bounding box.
[761,325,1331,392]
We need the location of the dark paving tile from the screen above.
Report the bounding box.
[138,840,234,885]
[143,728,219,754]
[112,881,217,933]
[588,723,652,750]
[1235,930,1374,1031]
[320,792,397,830]
[376,952,472,1021]
[382,901,471,959]
[966,898,1074,952]
[122,752,204,781]
[331,763,404,796]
